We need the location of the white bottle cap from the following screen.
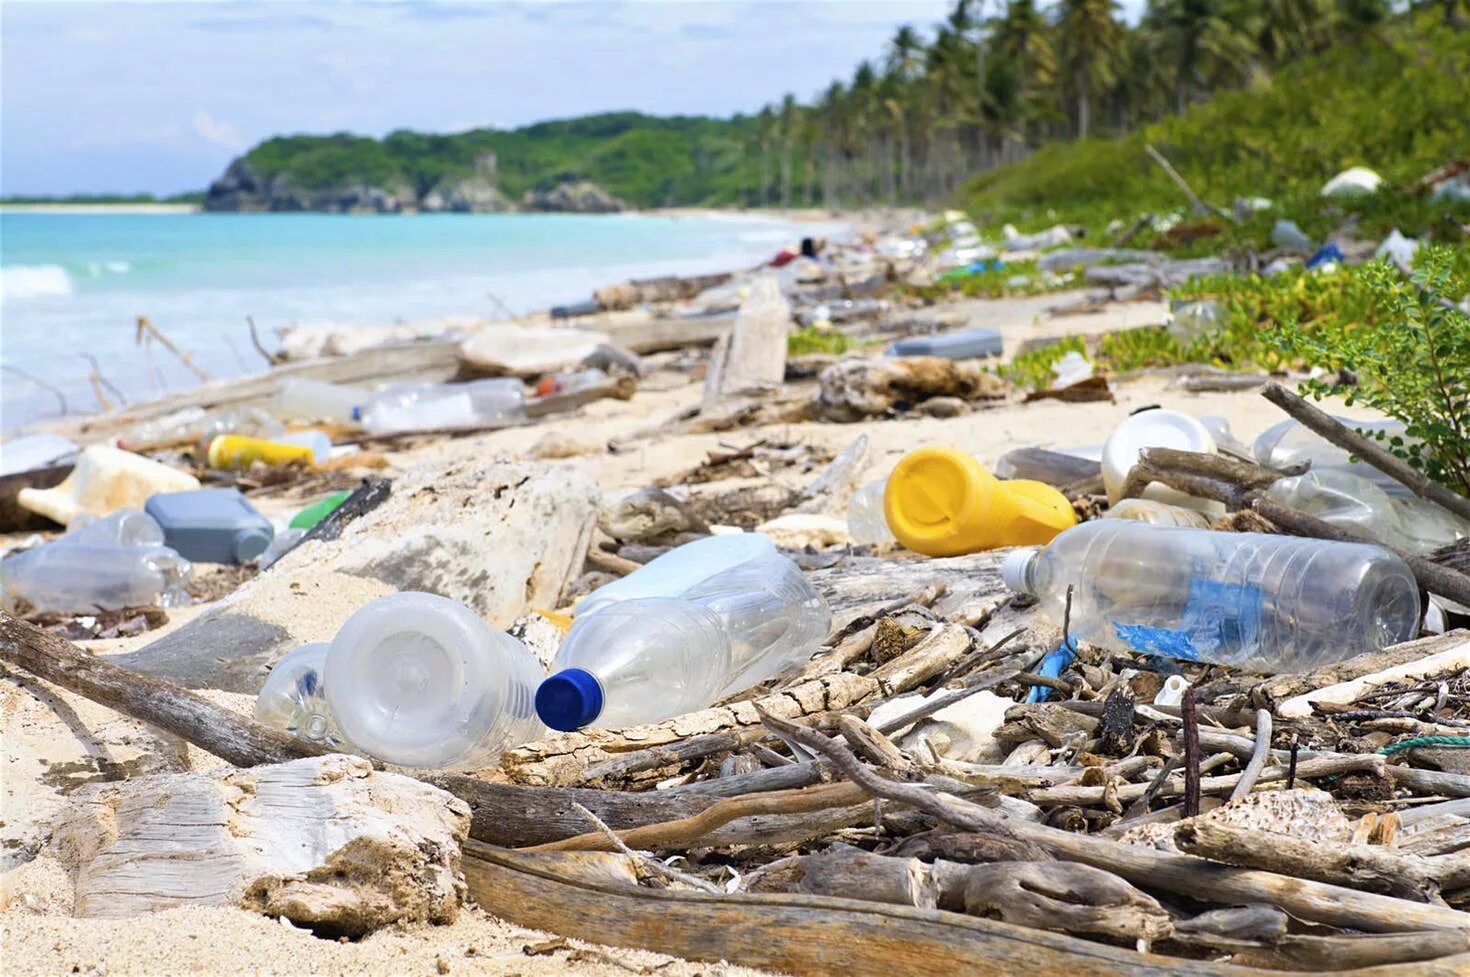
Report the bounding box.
[1001,548,1038,594]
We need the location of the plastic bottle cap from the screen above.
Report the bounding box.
[1001,548,1038,593]
[536,668,604,731]
[234,527,274,563]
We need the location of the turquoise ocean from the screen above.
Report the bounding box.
[0,211,836,432]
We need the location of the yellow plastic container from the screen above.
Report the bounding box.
[883,446,1077,556]
[207,434,316,471]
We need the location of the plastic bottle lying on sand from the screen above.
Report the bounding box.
[121,406,283,451]
[537,543,831,731]
[321,592,545,769]
[847,479,896,545]
[0,542,192,612]
[253,643,350,750]
[573,532,776,618]
[1001,521,1419,671]
[357,379,526,436]
[145,488,275,564]
[62,509,167,548]
[16,445,201,528]
[206,434,317,471]
[272,378,367,425]
[277,430,333,464]
[536,369,607,398]
[883,446,1076,557]
[1101,498,1212,529]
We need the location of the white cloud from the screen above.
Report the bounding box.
[191,110,245,151]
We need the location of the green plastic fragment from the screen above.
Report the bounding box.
[289,491,351,530]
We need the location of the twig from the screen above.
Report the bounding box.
[80,352,127,407]
[135,315,212,382]
[1144,143,1213,217]
[1261,382,1470,524]
[1120,756,1184,820]
[1182,687,1201,818]
[1230,709,1273,801]
[246,315,284,365]
[3,364,69,416]
[525,781,871,853]
[757,708,1470,934]
[570,803,720,893]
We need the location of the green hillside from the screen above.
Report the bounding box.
[237,112,759,209]
[961,19,1470,231]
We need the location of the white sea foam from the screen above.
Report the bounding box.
[0,264,74,301]
[84,260,132,277]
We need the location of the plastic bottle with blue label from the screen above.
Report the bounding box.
[537,538,830,731]
[1001,520,1419,672]
[253,643,351,750]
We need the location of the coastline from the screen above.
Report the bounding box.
[0,202,199,214]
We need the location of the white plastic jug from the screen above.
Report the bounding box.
[17,445,201,527]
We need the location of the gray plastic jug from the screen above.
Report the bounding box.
[145,488,274,564]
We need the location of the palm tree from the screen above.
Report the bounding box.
[1056,0,1127,138]
[991,0,1057,141]
[755,106,776,206]
[777,94,798,209]
[1256,0,1334,62]
[1144,0,1259,113]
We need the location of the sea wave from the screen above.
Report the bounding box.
[84,260,132,277]
[0,264,74,301]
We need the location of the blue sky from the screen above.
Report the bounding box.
[1,1,1144,196]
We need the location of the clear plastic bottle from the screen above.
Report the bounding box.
[121,406,284,451]
[1264,468,1470,556]
[322,592,545,769]
[538,548,831,730]
[358,379,527,436]
[0,542,192,612]
[62,509,167,548]
[272,378,367,424]
[1101,498,1212,529]
[536,368,607,398]
[253,643,350,750]
[574,532,776,618]
[847,479,896,545]
[1001,521,1419,672]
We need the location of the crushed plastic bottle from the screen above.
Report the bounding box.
[357,379,527,436]
[1253,417,1415,498]
[0,541,192,612]
[1167,299,1223,343]
[884,446,1076,556]
[847,480,896,545]
[537,543,830,730]
[1271,219,1313,252]
[321,592,545,769]
[16,445,201,527]
[1002,521,1419,671]
[1101,498,1212,529]
[1264,468,1470,556]
[63,509,167,548]
[290,491,352,530]
[1050,351,1094,389]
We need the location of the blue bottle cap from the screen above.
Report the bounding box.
[536,668,604,732]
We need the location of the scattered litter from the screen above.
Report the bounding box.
[1321,165,1383,199]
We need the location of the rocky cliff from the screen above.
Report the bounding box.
[203,160,622,214]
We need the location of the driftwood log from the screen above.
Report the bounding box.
[463,842,1470,977]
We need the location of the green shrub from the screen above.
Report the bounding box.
[787,326,855,357]
[1277,246,1470,495]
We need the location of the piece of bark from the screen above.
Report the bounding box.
[1233,931,1470,971]
[796,433,869,514]
[1174,904,1289,942]
[52,754,469,934]
[962,861,1173,942]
